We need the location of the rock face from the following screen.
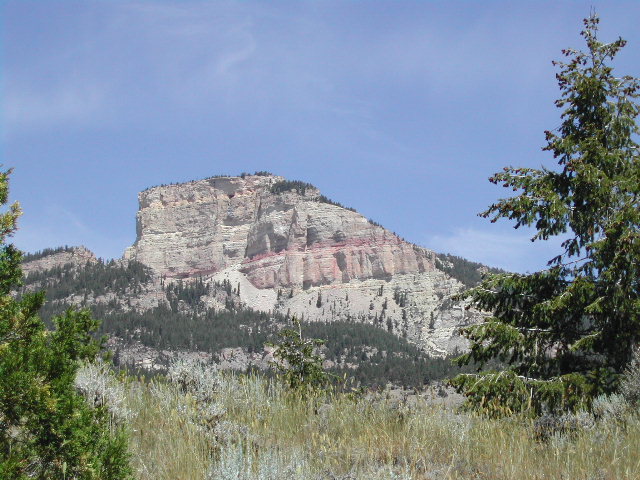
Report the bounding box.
[123,174,480,356]
[125,175,437,288]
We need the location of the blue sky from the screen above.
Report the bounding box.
[2,1,639,272]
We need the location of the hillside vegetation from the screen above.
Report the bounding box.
[23,258,484,389]
[434,253,505,288]
[104,357,640,479]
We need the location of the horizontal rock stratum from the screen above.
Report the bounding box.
[121,173,480,356]
[125,174,436,288]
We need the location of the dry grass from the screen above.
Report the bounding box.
[120,370,640,480]
[126,379,213,479]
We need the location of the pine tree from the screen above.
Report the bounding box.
[451,15,640,416]
[0,168,132,478]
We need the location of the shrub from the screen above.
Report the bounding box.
[620,347,640,406]
[75,359,132,424]
[207,443,311,480]
[591,393,628,423]
[533,411,595,442]
[166,357,225,433]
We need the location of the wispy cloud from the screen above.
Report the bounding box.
[3,1,263,134]
[5,82,108,133]
[213,30,256,78]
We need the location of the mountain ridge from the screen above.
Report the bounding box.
[21,173,495,362]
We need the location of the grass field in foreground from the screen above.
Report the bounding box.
[91,360,639,480]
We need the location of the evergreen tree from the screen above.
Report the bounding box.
[451,15,640,416]
[0,168,131,478]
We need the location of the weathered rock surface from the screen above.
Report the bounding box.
[124,175,437,288]
[22,246,97,276]
[122,174,481,356]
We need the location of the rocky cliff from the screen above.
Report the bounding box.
[125,174,436,287]
[121,173,480,356]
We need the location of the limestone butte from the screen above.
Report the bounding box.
[125,174,436,287]
[121,173,480,356]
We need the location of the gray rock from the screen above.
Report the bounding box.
[121,174,482,356]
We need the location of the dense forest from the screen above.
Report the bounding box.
[23,255,487,389]
[22,245,77,262]
[24,259,152,299]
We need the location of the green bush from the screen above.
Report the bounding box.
[269,317,332,394]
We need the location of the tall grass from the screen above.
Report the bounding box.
[110,361,640,480]
[126,379,212,479]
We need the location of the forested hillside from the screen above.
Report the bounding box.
[434,253,505,288]
[22,253,488,388]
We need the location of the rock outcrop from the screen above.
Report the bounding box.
[125,175,437,287]
[122,174,481,356]
[22,246,97,276]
